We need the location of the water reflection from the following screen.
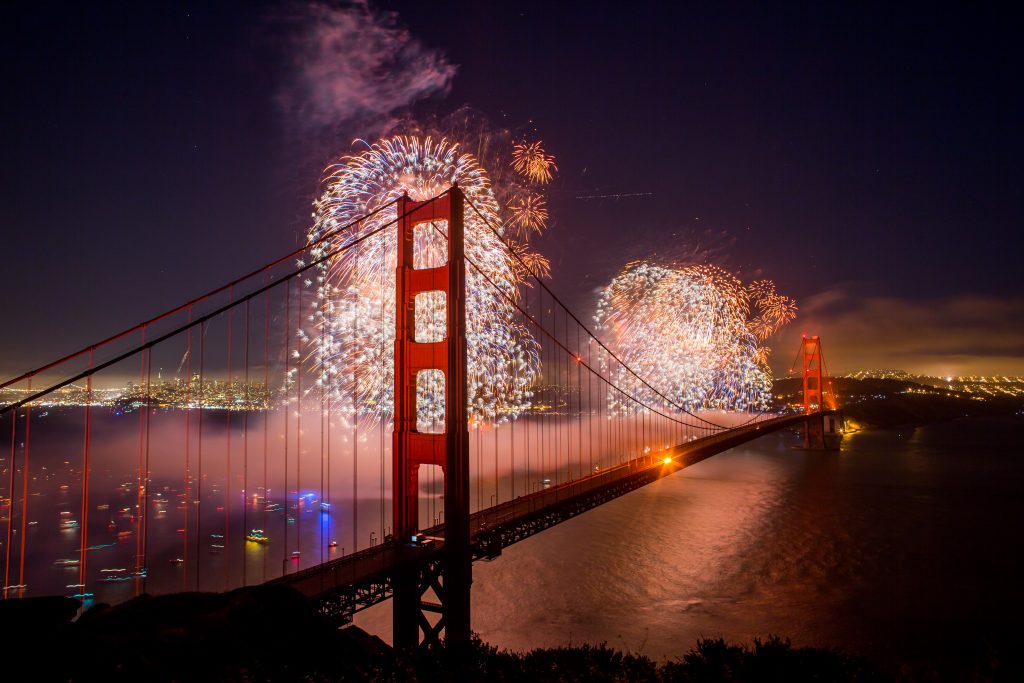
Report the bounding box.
[355,419,1024,666]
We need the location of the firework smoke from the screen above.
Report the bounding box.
[277,1,457,138]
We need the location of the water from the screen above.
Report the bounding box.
[7,410,1023,668]
[0,406,740,601]
[0,406,400,600]
[357,417,1024,668]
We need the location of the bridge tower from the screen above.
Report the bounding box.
[800,335,824,416]
[796,335,842,449]
[392,187,471,650]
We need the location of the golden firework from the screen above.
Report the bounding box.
[511,141,558,184]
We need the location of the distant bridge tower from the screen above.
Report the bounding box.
[392,187,471,650]
[799,335,824,415]
[795,335,842,449]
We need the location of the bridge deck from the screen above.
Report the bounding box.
[268,412,817,621]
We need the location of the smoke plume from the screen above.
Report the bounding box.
[277,1,457,140]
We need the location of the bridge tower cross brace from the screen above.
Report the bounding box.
[392,187,471,650]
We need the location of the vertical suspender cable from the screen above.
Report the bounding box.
[379,260,385,544]
[79,350,93,599]
[578,324,584,480]
[352,301,358,552]
[225,290,233,590]
[242,298,250,587]
[587,330,593,476]
[283,278,290,573]
[136,330,146,594]
[325,289,332,558]
[319,283,325,567]
[143,337,153,592]
[18,379,31,598]
[262,286,269,582]
[4,410,15,598]
[296,280,302,564]
[183,308,192,590]
[196,320,205,590]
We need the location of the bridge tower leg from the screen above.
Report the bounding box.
[392,187,471,651]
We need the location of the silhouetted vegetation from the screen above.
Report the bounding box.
[2,586,1016,682]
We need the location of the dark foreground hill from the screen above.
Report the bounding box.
[1,585,1016,682]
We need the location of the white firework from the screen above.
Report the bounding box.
[594,262,785,412]
[307,136,541,426]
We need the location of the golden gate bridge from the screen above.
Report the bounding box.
[0,187,840,650]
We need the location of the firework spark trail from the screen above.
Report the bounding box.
[305,136,542,427]
[594,262,797,412]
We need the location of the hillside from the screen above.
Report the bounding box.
[771,376,1024,429]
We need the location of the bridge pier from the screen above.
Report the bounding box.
[803,411,844,450]
[392,567,422,650]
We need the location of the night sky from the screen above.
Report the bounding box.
[3,2,1021,376]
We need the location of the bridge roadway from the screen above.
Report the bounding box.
[267,411,819,623]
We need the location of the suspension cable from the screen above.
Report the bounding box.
[1,194,447,415]
[462,194,732,430]
[0,199,401,392]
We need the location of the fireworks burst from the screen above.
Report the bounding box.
[506,192,549,237]
[511,141,558,184]
[747,279,797,340]
[306,135,543,426]
[594,262,796,412]
[509,243,552,281]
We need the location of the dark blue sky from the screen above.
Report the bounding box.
[3,2,1021,375]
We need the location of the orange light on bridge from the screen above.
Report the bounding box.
[663,457,673,465]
